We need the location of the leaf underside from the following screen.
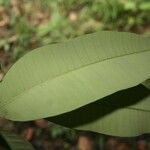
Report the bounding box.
[0,31,150,136]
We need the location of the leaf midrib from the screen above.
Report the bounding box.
[128,106,150,113]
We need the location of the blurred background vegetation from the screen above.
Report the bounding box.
[0,0,150,149]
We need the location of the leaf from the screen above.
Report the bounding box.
[49,84,150,137]
[0,31,150,121]
[142,79,150,89]
[0,131,34,150]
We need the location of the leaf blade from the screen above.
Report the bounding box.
[0,31,150,121]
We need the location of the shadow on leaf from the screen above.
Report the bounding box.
[48,84,150,128]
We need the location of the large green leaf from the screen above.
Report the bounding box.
[0,131,34,150]
[0,31,150,121]
[49,84,150,137]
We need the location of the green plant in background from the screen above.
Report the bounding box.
[0,0,149,71]
[0,31,150,149]
[0,131,34,150]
